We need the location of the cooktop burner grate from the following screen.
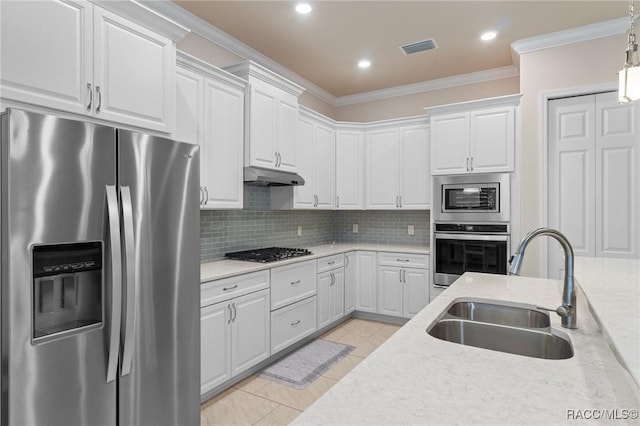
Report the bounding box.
[225,247,312,263]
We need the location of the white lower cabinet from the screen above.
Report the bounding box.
[201,289,270,395]
[317,255,345,329]
[271,296,317,354]
[355,251,377,313]
[377,253,429,318]
[344,252,356,314]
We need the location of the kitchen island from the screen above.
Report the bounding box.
[293,259,640,425]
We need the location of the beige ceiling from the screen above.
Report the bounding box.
[174,1,627,97]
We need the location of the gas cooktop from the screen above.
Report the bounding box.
[225,247,312,263]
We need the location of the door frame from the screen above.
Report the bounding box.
[539,81,617,278]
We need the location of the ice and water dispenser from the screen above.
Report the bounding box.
[32,242,103,340]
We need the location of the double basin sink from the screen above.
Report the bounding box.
[427,299,574,360]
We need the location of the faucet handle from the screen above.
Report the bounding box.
[536,304,574,318]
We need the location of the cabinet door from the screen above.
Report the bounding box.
[331,269,345,322]
[277,95,299,172]
[344,252,357,314]
[355,252,377,312]
[377,266,403,317]
[317,271,333,329]
[403,268,429,318]
[399,125,430,209]
[247,81,278,169]
[314,124,336,209]
[470,107,515,173]
[201,302,231,395]
[202,78,244,209]
[231,290,270,377]
[175,66,203,145]
[0,0,92,115]
[430,113,469,175]
[336,131,365,209]
[366,129,399,209]
[293,117,316,208]
[93,6,174,133]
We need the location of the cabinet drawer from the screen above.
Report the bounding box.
[317,254,344,273]
[201,270,270,308]
[270,260,316,310]
[271,296,317,354]
[378,252,428,268]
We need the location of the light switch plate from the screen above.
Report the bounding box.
[297,226,302,236]
[353,224,359,233]
[408,225,415,235]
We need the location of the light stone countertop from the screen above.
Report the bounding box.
[293,269,640,425]
[200,243,429,283]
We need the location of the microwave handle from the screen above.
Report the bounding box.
[434,233,509,242]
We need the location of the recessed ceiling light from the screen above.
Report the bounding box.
[480,31,497,41]
[358,59,371,69]
[295,3,312,14]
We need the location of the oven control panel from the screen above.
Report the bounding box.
[434,223,509,234]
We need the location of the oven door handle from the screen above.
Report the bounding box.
[434,233,509,242]
[433,284,449,289]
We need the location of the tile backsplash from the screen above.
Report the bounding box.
[200,186,429,262]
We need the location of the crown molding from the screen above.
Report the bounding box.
[176,51,247,91]
[511,16,634,55]
[334,66,518,107]
[225,61,304,97]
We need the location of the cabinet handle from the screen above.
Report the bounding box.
[223,284,238,291]
[399,270,403,283]
[330,272,335,286]
[399,195,402,208]
[199,187,204,205]
[402,270,406,283]
[274,152,278,167]
[232,302,237,322]
[291,319,301,327]
[345,256,349,268]
[336,195,340,208]
[466,157,469,172]
[470,157,474,171]
[87,83,93,111]
[327,260,335,265]
[96,86,102,114]
[396,258,410,262]
[204,186,209,205]
[396,195,399,208]
[290,280,300,286]
[227,304,233,324]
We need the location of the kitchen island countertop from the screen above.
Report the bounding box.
[292,259,640,425]
[200,243,429,283]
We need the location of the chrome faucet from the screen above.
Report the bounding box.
[509,228,577,329]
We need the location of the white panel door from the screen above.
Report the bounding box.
[403,268,429,318]
[548,95,596,278]
[314,124,336,209]
[355,251,377,313]
[470,107,515,173]
[277,96,299,172]
[595,92,639,258]
[231,290,270,376]
[367,129,399,209]
[294,118,316,208]
[202,78,244,209]
[317,272,332,329]
[201,302,231,395]
[0,0,92,114]
[430,113,469,175]
[344,252,357,313]
[336,131,365,209]
[330,269,345,322]
[93,6,174,132]
[247,82,278,169]
[399,125,430,209]
[174,66,202,145]
[377,267,403,317]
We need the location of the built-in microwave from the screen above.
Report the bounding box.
[433,174,510,223]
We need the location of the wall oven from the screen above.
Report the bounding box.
[433,174,511,289]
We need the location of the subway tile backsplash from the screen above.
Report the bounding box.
[200,186,429,262]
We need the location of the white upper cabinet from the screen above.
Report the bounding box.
[1,0,185,133]
[176,53,247,209]
[335,129,365,210]
[427,95,520,175]
[271,110,335,209]
[226,62,304,173]
[366,122,430,209]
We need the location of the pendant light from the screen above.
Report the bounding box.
[619,0,640,103]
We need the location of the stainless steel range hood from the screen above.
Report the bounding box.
[244,166,305,186]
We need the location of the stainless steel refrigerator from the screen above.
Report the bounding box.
[0,109,200,425]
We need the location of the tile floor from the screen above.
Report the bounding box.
[200,318,401,426]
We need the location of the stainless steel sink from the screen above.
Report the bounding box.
[447,301,550,328]
[428,319,573,360]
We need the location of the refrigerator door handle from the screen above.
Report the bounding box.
[105,185,123,383]
[120,186,136,377]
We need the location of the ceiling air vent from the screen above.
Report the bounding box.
[399,38,438,55]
